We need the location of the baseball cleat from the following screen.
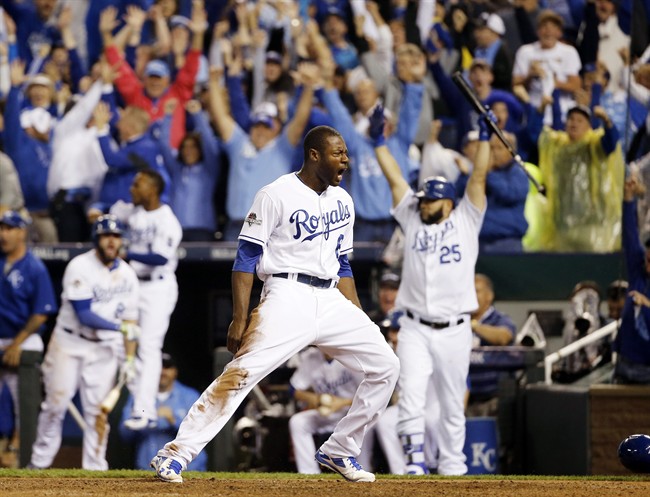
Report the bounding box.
[315,449,375,482]
[150,455,183,483]
[124,416,157,431]
[406,462,430,475]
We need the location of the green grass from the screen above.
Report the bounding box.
[0,469,649,481]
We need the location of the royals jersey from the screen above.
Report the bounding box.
[239,173,355,281]
[55,250,139,341]
[110,201,182,279]
[290,347,363,398]
[393,190,485,319]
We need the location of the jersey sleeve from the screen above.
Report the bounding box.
[391,188,419,229]
[150,209,182,259]
[238,190,278,248]
[457,190,486,235]
[62,258,94,302]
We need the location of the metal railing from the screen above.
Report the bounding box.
[543,320,620,385]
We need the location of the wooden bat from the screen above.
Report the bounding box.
[100,369,127,414]
[451,71,546,195]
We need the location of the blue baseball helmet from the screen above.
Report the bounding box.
[416,176,456,204]
[92,214,123,242]
[618,434,650,473]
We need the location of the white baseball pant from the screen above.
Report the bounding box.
[157,277,399,468]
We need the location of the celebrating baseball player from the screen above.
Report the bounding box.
[29,215,140,470]
[110,170,182,431]
[0,211,57,466]
[370,105,490,475]
[151,125,399,483]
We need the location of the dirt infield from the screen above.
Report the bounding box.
[2,477,650,497]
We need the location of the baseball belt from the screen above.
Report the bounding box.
[272,273,336,289]
[405,310,464,330]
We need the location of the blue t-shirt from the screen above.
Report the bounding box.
[0,251,58,339]
[224,126,296,220]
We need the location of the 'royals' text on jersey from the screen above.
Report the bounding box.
[239,173,355,281]
[55,250,139,341]
[393,190,485,319]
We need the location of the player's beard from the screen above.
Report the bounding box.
[422,210,445,225]
[96,244,118,265]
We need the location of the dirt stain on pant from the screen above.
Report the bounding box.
[206,367,250,414]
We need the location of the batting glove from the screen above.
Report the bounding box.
[368,104,386,147]
[119,356,137,384]
[478,109,497,141]
[119,322,141,341]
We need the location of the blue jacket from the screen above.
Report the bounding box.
[615,201,650,366]
[319,83,422,220]
[119,380,207,471]
[456,162,529,242]
[97,133,171,207]
[4,87,53,211]
[159,112,221,231]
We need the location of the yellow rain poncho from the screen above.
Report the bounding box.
[537,127,624,252]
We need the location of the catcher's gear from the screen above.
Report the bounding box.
[119,322,141,341]
[618,434,650,473]
[92,214,124,244]
[415,176,456,205]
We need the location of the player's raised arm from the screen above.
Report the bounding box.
[464,113,492,212]
[369,105,409,208]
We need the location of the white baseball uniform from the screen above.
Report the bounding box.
[393,189,484,475]
[110,201,182,423]
[289,347,369,474]
[156,172,399,469]
[30,250,139,470]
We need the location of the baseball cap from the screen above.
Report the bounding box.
[144,60,170,78]
[26,73,54,89]
[379,271,401,290]
[250,111,274,128]
[606,279,628,299]
[470,58,492,71]
[537,9,564,29]
[476,12,505,36]
[162,353,177,369]
[169,15,190,29]
[0,210,30,229]
[567,104,592,120]
[265,51,283,65]
[324,6,346,20]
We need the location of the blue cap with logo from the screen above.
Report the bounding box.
[0,210,30,228]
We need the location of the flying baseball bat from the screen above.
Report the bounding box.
[451,71,546,195]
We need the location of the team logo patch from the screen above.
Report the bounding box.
[245,212,262,227]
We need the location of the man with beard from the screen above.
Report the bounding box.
[370,105,490,475]
[29,215,140,470]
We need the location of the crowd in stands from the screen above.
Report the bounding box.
[0,0,649,252]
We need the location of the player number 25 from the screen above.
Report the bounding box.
[439,244,461,264]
